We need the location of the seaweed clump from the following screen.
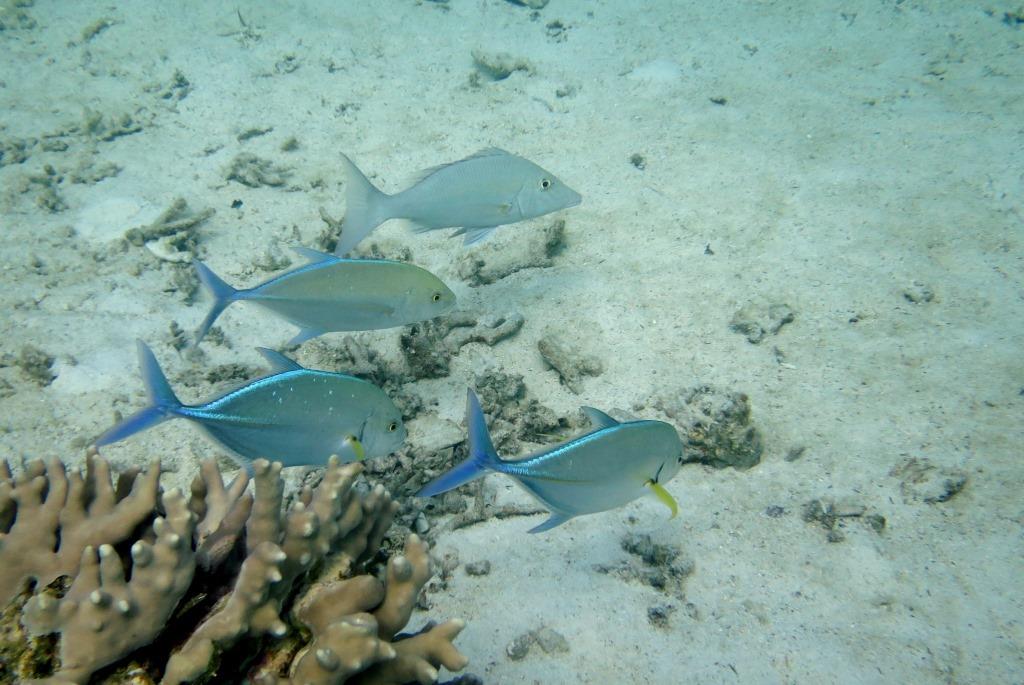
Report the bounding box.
[0,451,468,684]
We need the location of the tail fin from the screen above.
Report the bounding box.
[193,260,240,346]
[417,388,501,497]
[335,153,391,256]
[95,341,181,447]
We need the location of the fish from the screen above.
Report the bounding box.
[95,341,406,468]
[193,246,456,346]
[335,148,582,255]
[417,389,683,533]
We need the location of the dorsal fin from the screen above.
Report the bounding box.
[291,245,338,264]
[256,347,303,373]
[412,147,514,184]
[582,406,619,429]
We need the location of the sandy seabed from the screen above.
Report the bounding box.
[1,1,1022,683]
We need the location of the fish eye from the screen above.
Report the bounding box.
[540,178,552,190]
[387,421,398,432]
[431,292,442,302]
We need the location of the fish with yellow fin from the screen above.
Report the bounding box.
[95,342,405,469]
[418,389,683,533]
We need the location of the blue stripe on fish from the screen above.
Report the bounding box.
[417,388,684,534]
[94,342,406,469]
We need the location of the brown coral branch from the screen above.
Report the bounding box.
[161,541,287,685]
[247,459,284,553]
[373,534,432,641]
[22,488,195,684]
[352,620,470,685]
[289,613,396,684]
[190,458,253,570]
[2,455,468,685]
[0,451,161,606]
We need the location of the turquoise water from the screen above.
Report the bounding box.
[1,1,1022,683]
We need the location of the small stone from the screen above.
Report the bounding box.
[903,281,935,304]
[890,457,968,504]
[729,302,795,344]
[414,511,430,534]
[439,549,460,579]
[15,345,55,385]
[532,626,569,654]
[865,513,886,533]
[465,560,491,576]
[647,604,675,628]
[506,633,534,660]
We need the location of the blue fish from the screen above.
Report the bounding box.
[193,246,456,346]
[418,389,683,533]
[95,342,406,468]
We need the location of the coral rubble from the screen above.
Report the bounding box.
[0,452,467,684]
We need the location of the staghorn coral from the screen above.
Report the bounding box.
[0,452,468,685]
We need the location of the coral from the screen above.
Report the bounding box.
[593,532,694,598]
[0,137,33,167]
[0,453,467,685]
[82,109,145,142]
[1,344,57,385]
[889,457,967,504]
[456,219,565,286]
[802,498,886,543]
[473,368,567,454]
[470,49,534,82]
[729,301,795,344]
[0,450,161,606]
[123,197,214,264]
[650,384,763,469]
[225,153,290,188]
[536,331,603,394]
[400,313,524,381]
[22,489,196,683]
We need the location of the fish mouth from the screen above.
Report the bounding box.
[565,189,583,208]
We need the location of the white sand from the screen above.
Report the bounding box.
[1,1,1022,682]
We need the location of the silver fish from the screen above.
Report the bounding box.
[335,148,582,255]
[193,246,456,346]
[418,389,683,533]
[95,342,406,468]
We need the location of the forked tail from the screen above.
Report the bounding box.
[193,260,240,346]
[334,153,392,256]
[417,388,501,497]
[95,341,181,447]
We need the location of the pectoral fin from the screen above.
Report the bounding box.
[454,226,497,245]
[645,480,679,519]
[287,327,326,346]
[527,511,572,534]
